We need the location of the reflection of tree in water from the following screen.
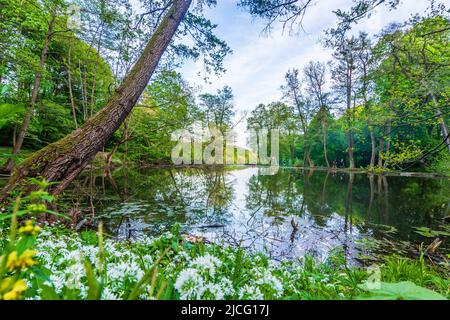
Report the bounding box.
[63,166,450,259]
[63,166,237,239]
[201,168,234,213]
[246,169,301,218]
[243,168,449,261]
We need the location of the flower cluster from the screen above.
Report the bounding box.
[0,278,27,300]
[5,250,37,271]
[1,215,448,300]
[18,220,41,236]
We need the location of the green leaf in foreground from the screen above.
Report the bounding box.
[357,281,447,300]
[413,227,450,238]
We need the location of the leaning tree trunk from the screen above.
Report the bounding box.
[2,0,192,196]
[3,10,56,173]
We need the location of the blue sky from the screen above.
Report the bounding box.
[178,0,432,147]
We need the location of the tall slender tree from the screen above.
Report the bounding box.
[330,37,360,170]
[3,3,60,172]
[282,69,316,168]
[304,61,330,168]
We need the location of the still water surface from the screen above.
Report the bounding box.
[61,166,449,263]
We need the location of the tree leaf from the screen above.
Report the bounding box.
[358,281,447,300]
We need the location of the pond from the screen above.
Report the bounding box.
[59,166,450,264]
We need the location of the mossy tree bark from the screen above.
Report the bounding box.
[2,0,192,196]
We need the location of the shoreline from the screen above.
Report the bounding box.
[125,163,450,179]
[1,163,448,181]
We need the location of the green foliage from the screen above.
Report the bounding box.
[26,101,75,147]
[413,227,450,238]
[0,104,25,130]
[358,281,446,300]
[0,178,66,221]
[426,152,450,176]
[118,71,201,163]
[246,14,450,172]
[199,85,235,132]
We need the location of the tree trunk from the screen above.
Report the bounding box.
[346,84,355,170]
[67,35,78,129]
[3,10,56,172]
[322,122,329,168]
[82,63,89,119]
[302,145,307,168]
[290,144,295,166]
[3,0,192,196]
[302,131,308,167]
[307,144,314,168]
[89,24,105,116]
[378,135,384,169]
[347,130,355,170]
[78,59,87,121]
[431,94,450,153]
[369,125,376,171]
[303,131,314,168]
[383,119,391,170]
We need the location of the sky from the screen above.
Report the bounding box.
[178,0,432,147]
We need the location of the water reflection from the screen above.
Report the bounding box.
[62,166,450,262]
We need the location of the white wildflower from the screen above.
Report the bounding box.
[174,268,205,299]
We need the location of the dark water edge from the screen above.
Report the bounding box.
[49,165,449,265]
